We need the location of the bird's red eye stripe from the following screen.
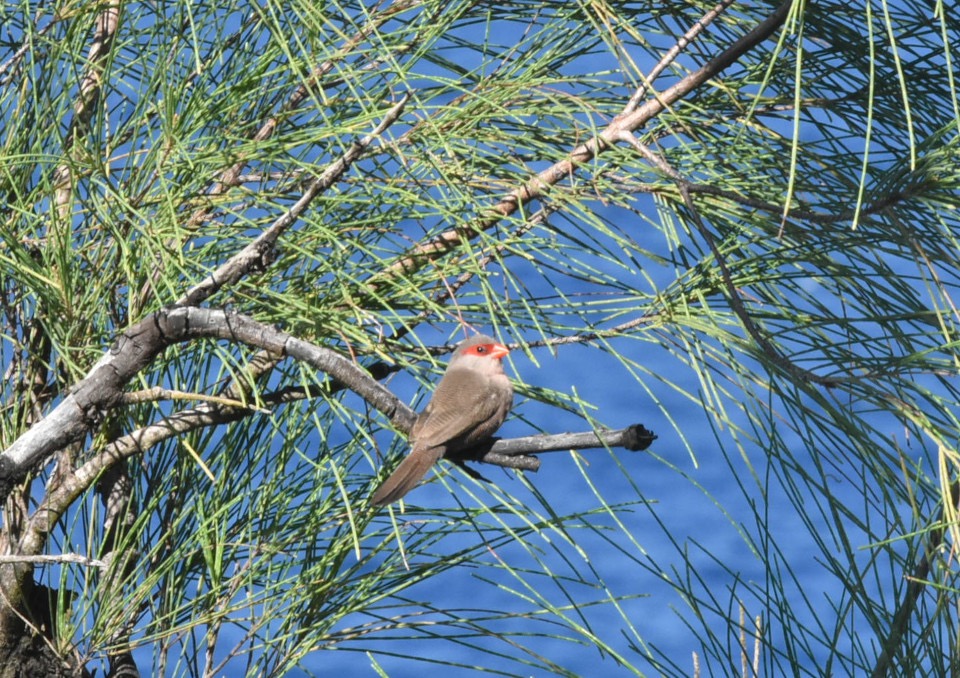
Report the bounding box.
[465,343,510,358]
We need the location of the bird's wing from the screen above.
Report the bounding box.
[410,367,502,449]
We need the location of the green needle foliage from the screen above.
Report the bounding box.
[1,0,959,676]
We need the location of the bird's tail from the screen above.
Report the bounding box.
[370,447,444,506]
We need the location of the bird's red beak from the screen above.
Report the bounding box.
[488,343,510,360]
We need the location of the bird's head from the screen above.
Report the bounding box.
[450,334,510,372]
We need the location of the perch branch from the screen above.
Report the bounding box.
[469,424,656,459]
[452,424,658,472]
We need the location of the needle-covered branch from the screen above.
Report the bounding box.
[373,0,793,286]
[0,307,408,501]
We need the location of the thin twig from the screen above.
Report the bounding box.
[121,387,271,413]
[0,553,107,569]
[0,10,56,82]
[870,481,959,678]
[185,0,420,226]
[180,93,411,306]
[520,316,663,350]
[460,424,657,460]
[135,1,421,312]
[51,4,120,219]
[624,0,739,113]
[624,135,839,386]
[676,181,839,387]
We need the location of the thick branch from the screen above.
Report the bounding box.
[5,305,658,558]
[0,307,409,501]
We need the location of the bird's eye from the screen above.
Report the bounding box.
[475,346,486,353]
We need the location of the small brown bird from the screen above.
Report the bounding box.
[371,334,513,506]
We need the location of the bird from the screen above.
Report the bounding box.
[371,334,513,506]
